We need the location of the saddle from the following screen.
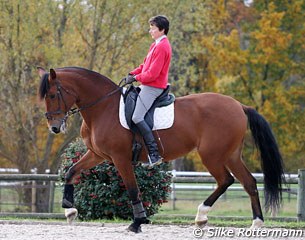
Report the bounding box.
[122,85,175,135]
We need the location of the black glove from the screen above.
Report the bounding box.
[125,74,136,84]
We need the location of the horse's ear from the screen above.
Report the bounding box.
[37,67,46,78]
[50,68,57,80]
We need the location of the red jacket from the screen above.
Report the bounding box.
[130,37,172,89]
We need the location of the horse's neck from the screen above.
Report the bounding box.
[67,71,117,105]
[66,71,119,122]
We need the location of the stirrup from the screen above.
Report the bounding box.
[142,155,163,169]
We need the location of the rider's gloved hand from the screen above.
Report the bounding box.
[125,74,136,84]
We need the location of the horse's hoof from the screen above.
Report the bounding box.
[250,217,264,229]
[135,217,150,225]
[195,220,208,228]
[65,208,78,225]
[195,203,210,228]
[127,223,142,233]
[127,217,150,233]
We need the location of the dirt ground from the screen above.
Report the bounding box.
[0,220,304,240]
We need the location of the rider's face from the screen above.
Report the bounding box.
[149,24,164,40]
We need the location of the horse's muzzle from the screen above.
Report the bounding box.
[51,126,61,134]
[49,119,67,134]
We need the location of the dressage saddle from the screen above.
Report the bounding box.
[122,85,175,134]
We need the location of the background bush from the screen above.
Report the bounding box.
[61,138,172,220]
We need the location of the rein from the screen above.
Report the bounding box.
[67,86,122,116]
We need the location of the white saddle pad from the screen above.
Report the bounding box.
[119,94,174,130]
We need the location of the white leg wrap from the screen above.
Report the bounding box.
[250,217,264,229]
[65,208,78,225]
[195,203,211,227]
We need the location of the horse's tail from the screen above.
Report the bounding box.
[242,105,285,212]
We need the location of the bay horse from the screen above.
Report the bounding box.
[38,67,284,232]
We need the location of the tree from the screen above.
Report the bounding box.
[0,0,205,211]
[0,1,304,211]
[184,0,305,172]
[0,0,80,212]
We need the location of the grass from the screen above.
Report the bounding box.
[159,199,297,217]
[158,187,298,218]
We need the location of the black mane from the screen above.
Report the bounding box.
[39,73,49,100]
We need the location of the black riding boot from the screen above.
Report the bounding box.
[135,120,163,168]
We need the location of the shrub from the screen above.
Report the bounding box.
[60,138,172,220]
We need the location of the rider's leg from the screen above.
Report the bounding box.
[132,85,163,167]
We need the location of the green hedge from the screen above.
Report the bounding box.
[61,138,172,220]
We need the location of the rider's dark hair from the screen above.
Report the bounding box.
[149,15,170,35]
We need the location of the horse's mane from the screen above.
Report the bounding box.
[39,73,50,100]
[57,67,113,82]
[38,67,117,100]
[57,66,98,74]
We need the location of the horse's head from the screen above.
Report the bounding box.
[38,67,76,134]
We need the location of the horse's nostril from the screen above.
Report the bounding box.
[51,126,60,134]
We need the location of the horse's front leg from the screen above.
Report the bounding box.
[63,150,104,224]
[113,158,149,233]
[127,188,150,233]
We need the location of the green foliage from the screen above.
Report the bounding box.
[0,0,304,175]
[179,0,305,172]
[61,138,172,220]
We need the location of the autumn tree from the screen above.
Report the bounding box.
[184,0,305,172]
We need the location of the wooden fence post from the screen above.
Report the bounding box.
[171,170,176,210]
[48,181,55,213]
[297,169,305,221]
[31,180,37,212]
[31,169,37,213]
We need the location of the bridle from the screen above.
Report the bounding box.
[44,81,76,122]
[45,78,126,124]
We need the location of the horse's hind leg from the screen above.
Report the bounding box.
[195,157,235,228]
[227,147,264,228]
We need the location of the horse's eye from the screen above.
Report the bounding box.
[49,94,56,99]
